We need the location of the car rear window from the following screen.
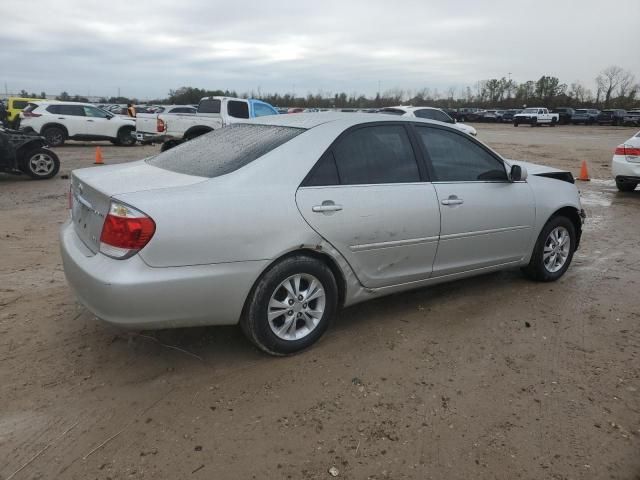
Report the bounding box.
[147,124,304,178]
[198,98,221,114]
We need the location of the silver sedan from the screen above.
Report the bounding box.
[61,114,584,355]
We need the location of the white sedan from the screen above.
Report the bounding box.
[612,130,640,192]
[379,106,477,136]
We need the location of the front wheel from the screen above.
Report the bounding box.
[23,148,60,179]
[241,256,338,355]
[616,180,637,192]
[115,128,136,146]
[522,216,576,282]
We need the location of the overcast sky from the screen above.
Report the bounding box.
[1,0,639,100]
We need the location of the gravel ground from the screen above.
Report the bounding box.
[1,123,639,480]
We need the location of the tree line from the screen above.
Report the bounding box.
[11,65,639,110]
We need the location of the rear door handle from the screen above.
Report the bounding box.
[441,195,464,206]
[312,201,343,213]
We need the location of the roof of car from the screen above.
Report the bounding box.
[248,112,447,130]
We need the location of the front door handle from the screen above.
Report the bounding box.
[441,195,464,206]
[87,119,94,122]
[312,201,343,214]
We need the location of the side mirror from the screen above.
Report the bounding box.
[510,164,528,182]
[106,115,113,120]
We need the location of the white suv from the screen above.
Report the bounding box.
[20,101,136,147]
[378,106,477,136]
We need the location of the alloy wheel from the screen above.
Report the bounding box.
[267,274,326,341]
[29,152,55,176]
[543,226,571,273]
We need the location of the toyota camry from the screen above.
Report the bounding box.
[61,113,585,355]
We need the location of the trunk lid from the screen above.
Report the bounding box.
[70,160,207,253]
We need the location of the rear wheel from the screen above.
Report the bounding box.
[23,148,60,179]
[550,118,557,127]
[241,255,338,355]
[616,180,637,192]
[530,119,537,127]
[42,126,65,147]
[522,216,576,282]
[513,121,519,127]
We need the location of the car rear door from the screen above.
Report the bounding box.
[57,104,87,136]
[296,123,441,288]
[415,125,535,277]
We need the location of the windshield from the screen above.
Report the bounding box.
[147,124,304,178]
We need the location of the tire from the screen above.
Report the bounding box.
[23,148,60,179]
[42,126,65,147]
[522,216,576,282]
[115,127,136,146]
[616,180,637,192]
[513,122,519,127]
[530,119,537,127]
[241,255,338,355]
[550,118,557,127]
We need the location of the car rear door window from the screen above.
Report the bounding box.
[59,105,85,116]
[303,152,340,186]
[332,125,420,185]
[228,100,250,119]
[148,124,304,178]
[417,126,507,182]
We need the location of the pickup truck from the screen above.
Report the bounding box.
[134,105,197,143]
[513,108,559,127]
[139,97,279,149]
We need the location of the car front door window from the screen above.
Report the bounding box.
[417,127,507,182]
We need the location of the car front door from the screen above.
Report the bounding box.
[415,125,535,277]
[83,106,112,137]
[296,124,441,288]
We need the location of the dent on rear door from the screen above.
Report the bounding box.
[295,184,441,288]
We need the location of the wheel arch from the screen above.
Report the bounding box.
[41,122,68,137]
[183,126,214,140]
[549,206,583,249]
[243,248,348,319]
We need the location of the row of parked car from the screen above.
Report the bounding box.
[454,107,640,126]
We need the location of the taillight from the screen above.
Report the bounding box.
[157,118,166,133]
[22,111,41,118]
[615,145,640,158]
[68,185,72,210]
[99,201,155,259]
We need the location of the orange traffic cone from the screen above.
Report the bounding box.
[94,146,104,165]
[577,160,590,181]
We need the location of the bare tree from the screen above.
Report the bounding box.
[596,66,634,107]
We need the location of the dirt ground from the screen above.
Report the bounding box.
[1,123,639,480]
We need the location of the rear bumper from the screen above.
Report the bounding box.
[612,155,640,179]
[60,221,267,329]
